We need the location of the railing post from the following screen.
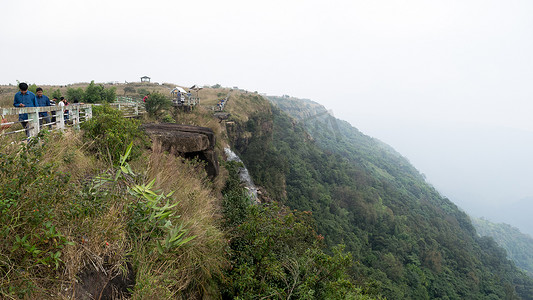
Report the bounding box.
[56,107,65,130]
[28,108,40,137]
[85,105,92,119]
[72,106,80,130]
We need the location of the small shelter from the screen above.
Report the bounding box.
[170,87,188,105]
[190,85,202,103]
[140,76,151,83]
[170,87,187,97]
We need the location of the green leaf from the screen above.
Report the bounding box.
[121,142,134,165]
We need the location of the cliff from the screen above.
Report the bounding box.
[226,94,533,299]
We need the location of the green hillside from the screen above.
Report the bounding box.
[226,95,533,299]
[2,85,533,299]
[0,87,375,299]
[473,217,533,278]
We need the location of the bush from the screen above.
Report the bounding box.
[51,89,62,100]
[144,92,172,118]
[137,88,149,98]
[124,86,136,95]
[0,133,76,297]
[66,87,84,103]
[161,113,175,123]
[84,80,116,103]
[81,104,148,165]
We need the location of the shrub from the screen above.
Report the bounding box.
[144,92,172,118]
[84,80,116,103]
[0,133,76,298]
[51,89,62,100]
[124,86,136,95]
[137,88,149,98]
[81,104,148,165]
[66,87,84,103]
[161,113,175,123]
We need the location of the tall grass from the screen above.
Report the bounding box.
[132,141,227,299]
[0,123,228,299]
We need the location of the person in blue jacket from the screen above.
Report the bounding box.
[13,82,37,137]
[35,87,51,129]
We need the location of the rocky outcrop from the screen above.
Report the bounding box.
[143,123,219,178]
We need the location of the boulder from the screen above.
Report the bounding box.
[143,123,219,178]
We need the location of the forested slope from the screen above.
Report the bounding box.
[227,95,533,299]
[473,217,533,278]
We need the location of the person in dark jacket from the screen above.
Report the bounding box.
[35,87,51,129]
[13,82,37,137]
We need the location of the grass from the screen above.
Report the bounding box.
[132,142,227,299]
[0,123,228,299]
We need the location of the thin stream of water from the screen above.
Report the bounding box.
[224,147,259,203]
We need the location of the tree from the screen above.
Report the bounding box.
[102,86,116,102]
[137,88,149,98]
[51,89,62,100]
[84,80,103,103]
[124,86,136,95]
[66,87,84,103]
[144,92,171,118]
[84,80,116,103]
[28,83,38,94]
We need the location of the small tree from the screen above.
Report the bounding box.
[66,87,84,103]
[124,86,136,95]
[28,84,38,94]
[145,91,171,118]
[84,80,116,103]
[102,86,116,102]
[84,80,103,103]
[51,89,62,100]
[137,88,149,98]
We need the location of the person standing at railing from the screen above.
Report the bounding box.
[13,82,37,137]
[36,87,52,129]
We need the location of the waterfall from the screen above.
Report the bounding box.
[224,147,259,203]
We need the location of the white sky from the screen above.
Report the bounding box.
[2,0,532,230]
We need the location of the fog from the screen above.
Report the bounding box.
[1,0,532,234]
[349,118,533,236]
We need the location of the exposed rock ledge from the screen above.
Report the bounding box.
[143,123,219,178]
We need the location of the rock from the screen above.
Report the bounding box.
[73,261,134,300]
[214,112,231,122]
[143,123,219,178]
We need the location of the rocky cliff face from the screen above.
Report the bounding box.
[143,123,219,178]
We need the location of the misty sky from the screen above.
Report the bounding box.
[1,0,532,233]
